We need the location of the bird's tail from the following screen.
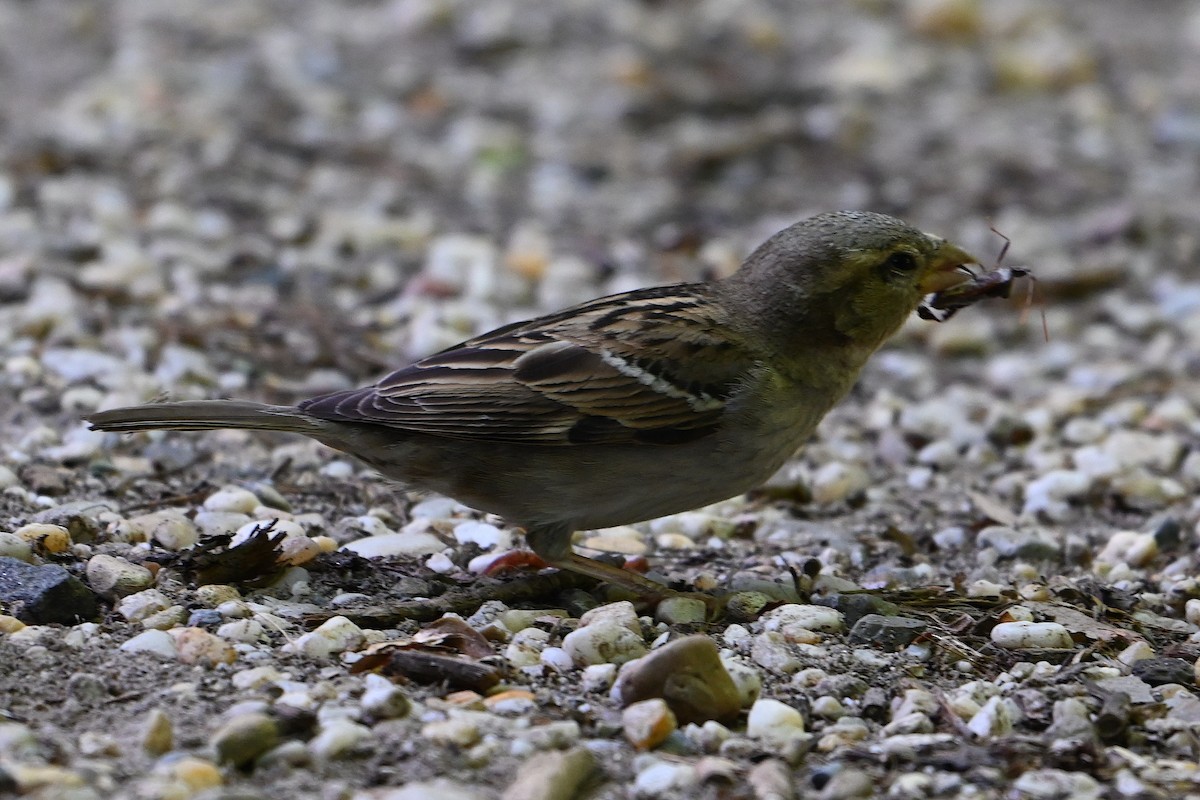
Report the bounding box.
[87,400,323,435]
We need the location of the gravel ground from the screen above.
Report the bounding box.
[2,1,1200,798]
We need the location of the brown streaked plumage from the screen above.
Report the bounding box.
[87,211,979,601]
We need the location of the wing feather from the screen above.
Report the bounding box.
[298,284,756,445]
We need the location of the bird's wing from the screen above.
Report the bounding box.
[297,285,757,445]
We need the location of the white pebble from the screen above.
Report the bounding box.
[746,698,806,743]
[563,622,646,666]
[991,621,1073,650]
[966,696,1021,738]
[285,616,365,658]
[120,630,178,659]
[116,589,171,623]
[309,719,371,761]
[760,604,845,636]
[453,521,508,550]
[340,531,444,558]
[203,486,261,514]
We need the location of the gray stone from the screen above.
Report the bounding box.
[0,556,98,624]
[848,614,927,649]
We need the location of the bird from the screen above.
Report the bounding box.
[88,211,978,600]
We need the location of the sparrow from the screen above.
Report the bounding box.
[88,211,978,599]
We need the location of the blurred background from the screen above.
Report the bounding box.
[0,0,1196,426]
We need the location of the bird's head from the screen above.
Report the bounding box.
[725,210,979,353]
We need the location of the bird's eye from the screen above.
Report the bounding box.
[884,251,918,274]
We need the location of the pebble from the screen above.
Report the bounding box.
[745,698,806,744]
[422,714,483,748]
[0,532,32,562]
[125,510,199,550]
[368,779,488,800]
[0,557,98,624]
[622,698,677,750]
[170,627,237,666]
[116,588,171,623]
[582,664,618,692]
[1010,769,1101,800]
[991,621,1074,650]
[285,615,366,658]
[202,486,261,514]
[500,747,596,800]
[86,554,154,597]
[453,521,509,549]
[1095,530,1158,568]
[976,526,1062,560]
[612,635,741,724]
[506,627,550,667]
[340,531,446,557]
[966,696,1020,737]
[581,527,647,555]
[562,602,646,666]
[119,629,177,658]
[653,596,708,625]
[1022,470,1091,520]
[211,712,280,767]
[848,614,927,649]
[750,632,803,674]
[141,709,174,755]
[360,674,411,720]
[760,603,845,638]
[14,523,72,554]
[720,658,762,708]
[633,760,697,797]
[309,719,371,760]
[810,462,871,505]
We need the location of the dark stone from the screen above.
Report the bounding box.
[0,556,98,624]
[1131,657,1194,687]
[815,593,901,627]
[188,609,223,628]
[848,614,927,649]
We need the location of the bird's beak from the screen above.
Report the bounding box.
[919,238,979,294]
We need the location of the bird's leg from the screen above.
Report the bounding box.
[527,525,724,615]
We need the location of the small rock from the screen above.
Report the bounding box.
[13,523,72,554]
[1022,470,1091,520]
[506,627,550,667]
[848,614,927,648]
[810,462,870,505]
[170,627,236,666]
[1131,657,1194,687]
[654,596,707,625]
[1010,768,1101,800]
[746,698,806,744]
[116,589,171,623]
[613,635,741,724]
[285,615,365,658]
[761,604,845,638]
[0,533,33,562]
[966,696,1021,737]
[86,554,154,597]
[622,698,677,750]
[991,621,1073,650]
[500,747,596,800]
[563,603,646,666]
[211,712,280,767]
[1095,531,1158,567]
[0,557,98,623]
[976,525,1062,560]
[203,486,261,514]
[361,674,411,719]
[340,531,445,557]
[125,510,199,551]
[119,629,177,659]
[141,709,173,755]
[309,719,371,761]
